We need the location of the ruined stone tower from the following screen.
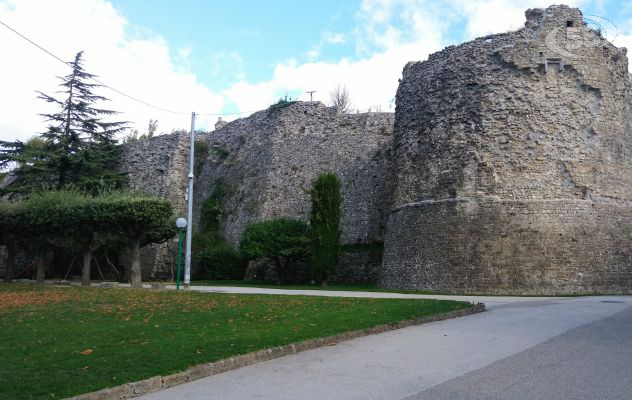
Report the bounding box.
[380,5,632,294]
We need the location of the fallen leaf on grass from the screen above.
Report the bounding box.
[80,349,94,355]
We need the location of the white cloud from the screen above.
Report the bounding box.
[305,31,348,60]
[224,0,629,115]
[324,32,346,45]
[209,50,246,83]
[455,0,586,39]
[0,0,224,142]
[228,0,451,112]
[613,18,632,54]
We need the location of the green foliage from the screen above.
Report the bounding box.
[0,189,175,262]
[193,180,228,256]
[214,147,229,159]
[0,52,128,195]
[240,218,309,283]
[240,218,310,261]
[194,139,209,176]
[308,172,342,285]
[199,180,228,233]
[267,97,296,114]
[197,244,245,280]
[193,179,235,279]
[192,231,224,256]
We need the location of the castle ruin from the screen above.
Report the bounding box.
[5,5,627,294]
[380,5,632,294]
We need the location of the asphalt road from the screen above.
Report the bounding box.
[141,295,632,400]
[408,304,632,400]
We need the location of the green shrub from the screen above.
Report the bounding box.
[308,172,342,286]
[198,244,244,280]
[240,218,309,284]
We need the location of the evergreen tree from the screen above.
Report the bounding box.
[0,51,127,194]
[308,172,342,286]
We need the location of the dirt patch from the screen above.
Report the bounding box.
[0,288,75,311]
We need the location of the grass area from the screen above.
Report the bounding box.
[0,283,470,400]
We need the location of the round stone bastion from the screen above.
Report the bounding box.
[379,5,632,294]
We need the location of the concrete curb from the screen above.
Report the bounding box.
[65,303,485,400]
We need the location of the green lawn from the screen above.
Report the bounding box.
[0,283,470,400]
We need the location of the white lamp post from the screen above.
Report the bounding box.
[175,217,187,289]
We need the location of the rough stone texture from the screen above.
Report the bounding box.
[120,103,393,281]
[129,376,163,395]
[161,371,189,388]
[66,383,133,400]
[335,249,383,283]
[119,133,191,278]
[195,102,394,248]
[381,5,632,294]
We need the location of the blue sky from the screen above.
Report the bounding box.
[1,0,632,140]
[109,0,630,93]
[110,0,362,89]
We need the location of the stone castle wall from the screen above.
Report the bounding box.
[119,132,190,278]
[381,5,632,294]
[123,102,394,280]
[195,102,394,247]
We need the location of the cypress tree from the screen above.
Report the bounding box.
[308,172,342,286]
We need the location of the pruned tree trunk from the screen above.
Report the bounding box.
[35,250,46,283]
[81,249,92,287]
[128,237,142,288]
[3,244,16,283]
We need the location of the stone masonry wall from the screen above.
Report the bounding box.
[122,102,394,281]
[381,5,632,294]
[119,132,190,278]
[194,102,394,249]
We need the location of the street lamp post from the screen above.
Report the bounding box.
[175,217,187,290]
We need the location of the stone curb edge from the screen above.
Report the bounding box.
[66,303,485,400]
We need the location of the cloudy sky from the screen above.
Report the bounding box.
[1,0,631,142]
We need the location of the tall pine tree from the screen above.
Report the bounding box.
[1,51,128,194]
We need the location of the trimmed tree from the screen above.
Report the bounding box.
[307,172,342,286]
[19,190,102,285]
[0,190,175,287]
[240,218,309,284]
[107,194,175,288]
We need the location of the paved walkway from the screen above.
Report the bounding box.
[170,284,561,309]
[141,294,632,400]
